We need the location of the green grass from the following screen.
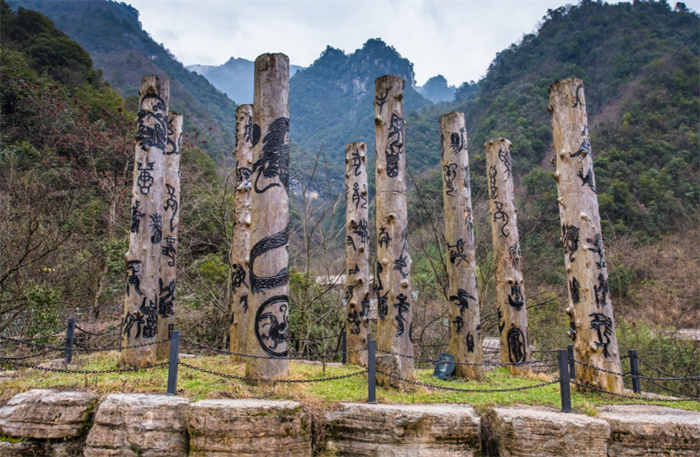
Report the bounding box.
[1,351,697,415]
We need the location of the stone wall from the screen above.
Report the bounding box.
[1,389,698,457]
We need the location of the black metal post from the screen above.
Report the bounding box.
[629,349,641,394]
[341,330,347,364]
[166,330,180,395]
[367,339,376,404]
[558,349,572,413]
[567,344,576,379]
[65,318,75,365]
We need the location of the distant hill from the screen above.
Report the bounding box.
[188,57,304,105]
[9,0,237,159]
[418,75,456,103]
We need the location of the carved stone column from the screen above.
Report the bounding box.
[374,75,414,386]
[121,75,169,367]
[230,104,254,362]
[549,78,623,393]
[245,54,290,380]
[345,142,370,367]
[156,111,182,360]
[440,112,483,380]
[485,138,531,375]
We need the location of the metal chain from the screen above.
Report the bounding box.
[75,325,120,337]
[181,337,365,360]
[0,349,59,360]
[179,361,367,383]
[572,358,700,381]
[644,378,700,400]
[638,359,693,379]
[0,358,169,374]
[377,348,556,367]
[0,335,65,350]
[571,380,699,402]
[375,369,560,393]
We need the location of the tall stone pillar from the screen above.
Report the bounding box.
[440,112,483,380]
[374,75,414,386]
[485,138,531,375]
[549,78,623,393]
[230,104,254,362]
[122,75,169,367]
[245,54,290,380]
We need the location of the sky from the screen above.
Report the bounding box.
[124,0,699,87]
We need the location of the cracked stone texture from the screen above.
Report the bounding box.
[84,393,189,457]
[0,389,97,439]
[187,399,312,457]
[598,404,700,456]
[323,402,482,456]
[484,406,610,457]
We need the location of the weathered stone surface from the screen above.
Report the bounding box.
[84,393,189,457]
[0,389,96,439]
[484,406,610,457]
[324,402,481,456]
[187,399,311,457]
[599,404,700,456]
[0,440,43,457]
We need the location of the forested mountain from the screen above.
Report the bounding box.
[7,0,238,159]
[188,57,304,106]
[418,75,456,103]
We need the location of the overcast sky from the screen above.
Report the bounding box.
[124,0,699,87]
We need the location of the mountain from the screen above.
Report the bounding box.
[8,0,237,159]
[418,75,456,103]
[188,57,304,105]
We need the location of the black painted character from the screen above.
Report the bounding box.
[450,127,466,154]
[378,226,391,249]
[348,264,360,276]
[450,289,475,315]
[507,328,526,365]
[593,272,610,307]
[567,320,577,341]
[346,235,356,252]
[165,116,181,155]
[360,295,370,319]
[586,233,606,270]
[375,89,388,115]
[375,261,384,291]
[345,284,355,302]
[378,290,389,321]
[164,184,179,232]
[240,294,248,313]
[347,311,361,335]
[590,313,613,358]
[352,219,369,246]
[400,228,409,253]
[447,238,468,266]
[252,117,290,194]
[249,227,289,293]
[137,161,155,195]
[393,253,409,279]
[498,148,512,180]
[162,236,177,267]
[158,278,175,318]
[466,332,474,353]
[578,164,596,193]
[385,112,404,178]
[508,282,524,311]
[122,311,145,339]
[149,214,162,245]
[394,293,410,337]
[255,295,289,357]
[126,260,143,296]
[443,163,458,197]
[488,165,498,199]
[572,84,584,108]
[231,263,248,294]
[493,201,510,237]
[348,144,363,177]
[130,201,145,233]
[244,117,261,147]
[235,166,252,191]
[561,224,580,262]
[508,243,521,271]
[498,308,505,334]
[569,277,581,304]
[139,296,158,338]
[136,93,167,152]
[452,316,464,334]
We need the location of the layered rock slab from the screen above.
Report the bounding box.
[598,404,700,456]
[84,393,189,457]
[0,388,97,439]
[483,406,610,457]
[187,399,312,457]
[323,402,481,456]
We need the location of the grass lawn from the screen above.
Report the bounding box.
[1,351,697,415]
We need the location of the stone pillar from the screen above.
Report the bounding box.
[245,54,290,380]
[485,138,531,375]
[345,142,370,367]
[440,113,484,380]
[549,78,623,393]
[155,112,182,360]
[374,74,414,386]
[121,75,169,367]
[230,104,254,362]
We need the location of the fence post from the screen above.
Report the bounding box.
[558,349,572,413]
[629,349,641,394]
[166,330,180,395]
[342,330,347,365]
[367,339,377,404]
[567,344,576,379]
[65,318,75,365]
